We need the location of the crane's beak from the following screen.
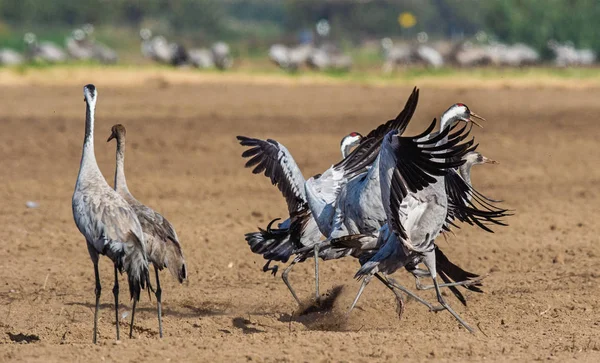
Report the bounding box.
[107,132,116,142]
[482,156,498,164]
[469,111,486,128]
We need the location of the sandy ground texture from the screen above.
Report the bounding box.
[0,79,599,362]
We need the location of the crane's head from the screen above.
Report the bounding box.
[340,132,363,158]
[140,28,152,41]
[73,29,86,42]
[23,32,37,45]
[463,151,497,166]
[83,84,97,106]
[443,103,486,129]
[82,23,95,35]
[107,124,126,142]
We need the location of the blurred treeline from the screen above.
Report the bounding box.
[1,0,600,58]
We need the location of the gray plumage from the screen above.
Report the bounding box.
[0,48,23,66]
[72,85,150,343]
[353,117,476,332]
[24,32,67,63]
[107,124,187,338]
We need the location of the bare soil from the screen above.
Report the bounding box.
[0,78,599,362]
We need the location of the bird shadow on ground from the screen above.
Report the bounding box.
[64,301,228,318]
[231,317,265,334]
[7,332,40,343]
[278,285,350,332]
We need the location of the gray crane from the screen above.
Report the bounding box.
[350,118,479,332]
[269,43,314,72]
[65,29,95,61]
[0,48,23,66]
[139,29,188,66]
[72,85,150,343]
[24,32,67,63]
[211,42,233,70]
[238,130,362,302]
[107,124,187,338]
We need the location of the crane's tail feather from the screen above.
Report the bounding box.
[245,219,294,263]
[164,239,188,283]
[435,247,483,293]
[123,232,151,301]
[354,261,379,280]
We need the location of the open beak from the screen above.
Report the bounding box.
[107,133,116,142]
[469,111,486,128]
[482,156,498,164]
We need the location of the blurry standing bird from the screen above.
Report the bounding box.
[0,48,23,66]
[24,32,67,63]
[72,85,150,343]
[107,124,187,338]
[211,42,233,70]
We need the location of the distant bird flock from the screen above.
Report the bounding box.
[72,83,510,342]
[0,25,596,71]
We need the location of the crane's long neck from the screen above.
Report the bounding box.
[459,162,474,187]
[114,134,132,197]
[439,111,457,134]
[79,101,101,177]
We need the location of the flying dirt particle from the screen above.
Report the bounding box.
[552,254,565,265]
[549,225,556,231]
[577,222,584,227]
[251,211,263,218]
[25,201,39,208]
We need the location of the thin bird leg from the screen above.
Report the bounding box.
[416,278,483,291]
[93,262,101,344]
[129,298,137,338]
[313,244,320,303]
[374,273,405,319]
[347,275,371,316]
[155,267,163,338]
[411,268,481,290]
[112,263,120,341]
[281,259,301,306]
[385,276,445,312]
[431,277,475,333]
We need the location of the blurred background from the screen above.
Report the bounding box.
[1,0,599,74]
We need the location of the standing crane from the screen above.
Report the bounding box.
[72,85,150,343]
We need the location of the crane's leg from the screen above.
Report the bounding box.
[423,255,474,333]
[129,298,137,338]
[281,259,301,306]
[374,273,405,319]
[155,267,163,338]
[384,276,444,312]
[313,244,320,303]
[112,263,120,341]
[93,262,101,344]
[347,275,371,316]
[410,267,482,290]
[416,279,482,290]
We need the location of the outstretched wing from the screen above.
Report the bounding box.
[333,87,420,178]
[444,169,512,233]
[237,136,307,215]
[382,120,475,239]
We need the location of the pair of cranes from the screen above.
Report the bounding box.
[238,87,510,332]
[72,85,186,343]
